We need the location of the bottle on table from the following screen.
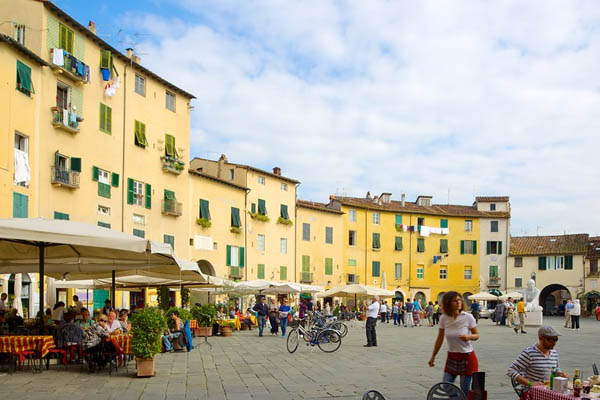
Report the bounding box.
[573,369,580,385]
[550,367,557,390]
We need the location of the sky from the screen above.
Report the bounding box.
[56,0,600,237]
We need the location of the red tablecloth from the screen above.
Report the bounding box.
[109,334,132,355]
[189,320,198,330]
[527,386,577,400]
[0,336,55,358]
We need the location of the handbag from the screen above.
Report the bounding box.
[279,311,289,319]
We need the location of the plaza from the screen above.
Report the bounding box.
[1,316,597,400]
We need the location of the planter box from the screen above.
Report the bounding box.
[220,326,233,337]
[136,357,155,377]
[197,326,212,337]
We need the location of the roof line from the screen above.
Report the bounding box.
[191,157,300,184]
[188,170,249,191]
[0,34,50,66]
[297,200,344,215]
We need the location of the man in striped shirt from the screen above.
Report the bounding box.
[507,326,569,387]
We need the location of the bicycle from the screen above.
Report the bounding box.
[286,318,342,353]
[312,312,349,338]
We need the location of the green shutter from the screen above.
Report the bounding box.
[440,219,448,228]
[372,233,380,249]
[487,241,492,255]
[100,50,112,70]
[16,60,33,95]
[538,256,547,270]
[165,134,175,157]
[440,239,448,253]
[498,241,502,255]
[99,104,106,132]
[564,255,573,270]
[66,28,74,54]
[98,183,111,198]
[302,256,310,272]
[106,106,112,133]
[251,203,256,214]
[164,189,175,201]
[280,266,287,280]
[134,121,148,147]
[200,199,211,220]
[417,238,425,252]
[460,240,465,254]
[99,104,111,133]
[239,247,244,267]
[395,215,402,225]
[280,204,289,219]
[145,183,152,209]
[53,211,69,220]
[372,261,380,277]
[111,172,119,187]
[231,207,241,227]
[395,236,403,251]
[133,229,145,238]
[70,157,81,172]
[59,23,73,53]
[92,166,99,181]
[226,245,231,266]
[127,178,134,204]
[473,240,477,255]
[325,258,333,275]
[257,264,265,279]
[258,199,266,215]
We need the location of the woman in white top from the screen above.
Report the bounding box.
[105,310,121,333]
[570,299,581,330]
[428,291,479,395]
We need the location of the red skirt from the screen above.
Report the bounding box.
[444,351,478,376]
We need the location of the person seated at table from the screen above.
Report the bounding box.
[77,308,94,329]
[105,311,121,334]
[118,309,130,333]
[7,308,24,332]
[72,295,84,313]
[507,326,569,388]
[162,310,183,352]
[82,314,111,372]
[0,311,9,335]
[216,306,226,320]
[52,301,65,323]
[56,312,84,348]
[102,300,113,316]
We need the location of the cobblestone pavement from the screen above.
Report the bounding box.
[1,317,598,399]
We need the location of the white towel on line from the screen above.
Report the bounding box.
[13,149,31,186]
[52,48,64,66]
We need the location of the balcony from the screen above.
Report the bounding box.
[229,267,243,280]
[160,156,185,175]
[488,277,501,288]
[50,48,89,84]
[161,199,182,217]
[300,272,313,284]
[52,107,80,133]
[587,271,599,278]
[50,166,79,189]
[346,274,360,284]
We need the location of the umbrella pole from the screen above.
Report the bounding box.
[180,284,184,308]
[111,270,116,309]
[38,244,45,334]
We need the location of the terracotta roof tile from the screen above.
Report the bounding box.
[509,234,589,256]
[297,200,344,215]
[475,196,510,202]
[331,196,510,218]
[587,237,600,259]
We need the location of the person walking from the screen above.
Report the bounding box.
[595,303,600,321]
[380,301,388,324]
[433,301,441,325]
[268,298,279,336]
[426,301,434,327]
[413,299,422,326]
[564,299,573,328]
[470,301,480,322]
[505,298,515,328]
[392,302,399,325]
[570,299,581,330]
[252,296,269,337]
[514,298,527,334]
[404,299,414,327]
[428,291,479,395]
[278,298,291,338]
[364,295,380,347]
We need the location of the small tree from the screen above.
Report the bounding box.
[130,307,167,359]
[191,304,217,327]
[181,287,191,308]
[156,285,170,312]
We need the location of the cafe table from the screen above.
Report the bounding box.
[109,333,133,355]
[527,385,598,399]
[217,318,241,331]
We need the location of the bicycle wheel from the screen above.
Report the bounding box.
[301,327,313,342]
[332,321,348,338]
[286,328,299,353]
[316,329,342,353]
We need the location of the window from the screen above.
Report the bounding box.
[280,266,287,280]
[491,221,498,232]
[164,134,179,158]
[96,168,111,199]
[257,199,267,215]
[439,267,447,280]
[394,237,403,251]
[134,74,146,96]
[394,263,402,279]
[280,204,289,219]
[231,207,241,227]
[164,234,175,249]
[515,257,523,268]
[281,183,287,191]
[464,220,473,232]
[417,217,424,226]
[489,265,498,278]
[257,264,265,279]
[53,211,69,220]
[127,179,150,209]
[461,240,477,255]
[349,209,356,222]
[199,199,211,220]
[14,132,28,152]
[226,245,244,267]
[133,214,145,225]
[229,169,234,180]
[349,230,356,246]
[440,239,448,254]
[98,222,111,229]
[395,214,402,226]
[16,60,33,96]
[134,121,148,148]
[373,212,380,225]
[257,234,265,251]
[165,91,176,111]
[280,238,287,254]
[490,203,496,211]
[58,23,74,53]
[348,259,357,267]
[99,103,112,134]
[440,219,448,229]
[325,227,333,244]
[56,81,69,110]
[417,238,425,252]
[302,223,310,241]
[133,180,144,206]
[591,259,598,275]
[15,24,25,45]
[464,266,472,280]
[133,229,145,238]
[515,277,523,288]
[372,261,380,277]
[417,266,424,279]
[372,233,380,249]
[258,176,265,185]
[486,241,503,255]
[542,256,570,270]
[97,205,110,216]
[325,258,333,275]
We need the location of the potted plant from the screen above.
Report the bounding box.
[191,304,217,337]
[196,217,211,228]
[130,307,167,377]
[277,217,293,226]
[219,321,235,336]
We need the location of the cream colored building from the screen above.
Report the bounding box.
[296,200,344,288]
[507,234,588,314]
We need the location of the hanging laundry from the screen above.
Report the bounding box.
[100,67,110,81]
[430,227,443,235]
[441,228,449,235]
[69,111,77,124]
[402,225,408,232]
[52,48,64,66]
[420,226,431,237]
[13,149,31,186]
[433,256,437,264]
[76,61,84,77]
[84,65,91,83]
[62,109,69,125]
[408,226,414,232]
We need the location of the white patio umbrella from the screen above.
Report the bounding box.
[298,284,325,294]
[499,292,523,300]
[322,284,385,297]
[263,282,302,295]
[468,292,499,301]
[234,279,281,294]
[12,273,23,317]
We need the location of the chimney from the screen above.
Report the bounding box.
[88,21,96,34]
[217,154,227,179]
[366,191,371,200]
[401,193,406,207]
[132,55,141,64]
[126,48,133,59]
[273,167,281,176]
[381,192,392,204]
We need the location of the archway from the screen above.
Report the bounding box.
[437,292,446,304]
[394,289,405,303]
[463,292,473,308]
[540,284,571,316]
[584,291,600,316]
[197,260,216,276]
[415,291,426,309]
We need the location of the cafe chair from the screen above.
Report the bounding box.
[362,390,387,400]
[511,376,530,399]
[45,347,68,371]
[426,382,467,400]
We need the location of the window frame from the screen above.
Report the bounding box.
[439,267,448,280]
[132,180,144,206]
[372,212,380,225]
[99,103,112,134]
[165,90,176,112]
[464,266,472,280]
[325,226,333,244]
[491,220,499,232]
[134,74,146,96]
[394,263,402,279]
[464,220,473,232]
[515,277,522,288]
[349,209,356,222]
[257,234,265,252]
[515,257,523,268]
[348,230,357,246]
[280,182,287,191]
[258,176,265,185]
[302,223,310,241]
[280,238,287,254]
[416,266,424,279]
[14,132,28,152]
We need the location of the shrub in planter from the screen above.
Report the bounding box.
[196,218,211,228]
[191,304,217,337]
[277,217,293,226]
[220,321,235,336]
[230,226,242,234]
[130,307,167,377]
[248,211,269,222]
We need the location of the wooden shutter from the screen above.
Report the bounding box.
[372,261,380,277]
[487,241,492,255]
[538,256,547,270]
[251,203,256,213]
[395,214,402,225]
[106,106,112,133]
[395,237,403,251]
[66,28,74,53]
[472,241,477,255]
[302,256,310,272]
[231,207,241,227]
[59,24,66,50]
[99,104,105,131]
[70,157,81,172]
[440,239,448,253]
[16,60,33,94]
[372,233,380,249]
[92,166,99,181]
[564,255,573,270]
[165,134,175,157]
[111,172,119,187]
[325,258,333,275]
[239,247,245,267]
[200,199,210,220]
[144,183,151,209]
[460,240,465,254]
[258,199,266,215]
[440,219,448,228]
[127,178,134,204]
[498,241,502,255]
[280,204,288,219]
[226,245,231,266]
[100,50,112,70]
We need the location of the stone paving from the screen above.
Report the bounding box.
[1,316,598,400]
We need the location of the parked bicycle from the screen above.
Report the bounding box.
[286,317,342,353]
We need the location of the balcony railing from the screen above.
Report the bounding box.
[50,166,80,189]
[52,107,80,133]
[488,277,501,287]
[300,272,313,284]
[346,274,360,284]
[229,267,243,280]
[50,48,89,84]
[161,199,182,217]
[588,271,599,278]
[160,156,185,175]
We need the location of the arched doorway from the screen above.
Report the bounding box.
[437,292,446,304]
[540,284,571,316]
[197,260,216,276]
[463,292,473,308]
[584,291,600,316]
[415,291,426,309]
[394,289,405,303]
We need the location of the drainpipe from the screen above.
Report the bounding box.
[121,63,128,233]
[244,188,249,281]
[364,208,368,285]
[408,214,412,296]
[294,184,300,283]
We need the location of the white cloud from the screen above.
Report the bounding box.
[129,0,600,236]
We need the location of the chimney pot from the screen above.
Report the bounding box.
[273,167,281,175]
[401,193,406,207]
[126,48,133,58]
[88,21,96,34]
[218,154,228,162]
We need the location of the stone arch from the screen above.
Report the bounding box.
[394,288,406,303]
[437,291,446,304]
[415,291,426,309]
[196,260,216,276]
[540,284,571,316]
[463,292,473,307]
